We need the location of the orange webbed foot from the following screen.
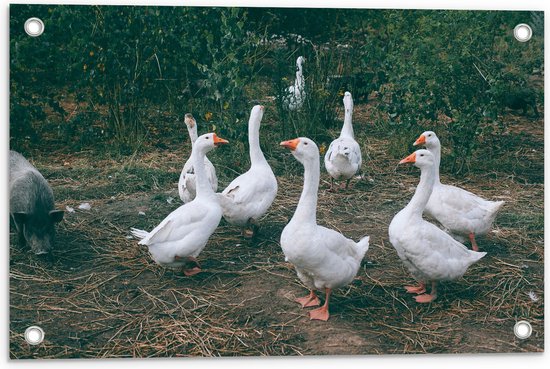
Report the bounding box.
[295,292,321,308]
[182,257,201,276]
[404,283,426,294]
[414,294,437,303]
[309,306,330,321]
[183,267,202,276]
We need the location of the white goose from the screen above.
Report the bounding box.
[280,137,370,321]
[414,131,504,251]
[131,133,229,276]
[388,150,486,303]
[284,56,305,111]
[178,114,218,203]
[218,105,278,237]
[324,91,362,190]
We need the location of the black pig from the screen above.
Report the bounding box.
[9,150,64,255]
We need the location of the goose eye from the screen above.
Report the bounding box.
[303,142,308,145]
[205,136,210,139]
[420,154,424,157]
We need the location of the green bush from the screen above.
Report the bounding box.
[10,5,268,153]
[9,5,543,170]
[192,8,267,143]
[363,10,543,172]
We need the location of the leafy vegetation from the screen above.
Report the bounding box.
[370,10,544,172]
[10,5,543,174]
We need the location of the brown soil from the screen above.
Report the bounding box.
[9,102,544,358]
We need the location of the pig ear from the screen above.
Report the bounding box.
[49,210,64,223]
[11,212,27,225]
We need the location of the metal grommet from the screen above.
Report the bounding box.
[514,320,532,339]
[24,17,45,37]
[514,23,532,42]
[24,326,45,345]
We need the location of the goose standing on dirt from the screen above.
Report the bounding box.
[131,133,229,276]
[324,91,362,190]
[280,137,370,321]
[218,105,278,237]
[178,114,218,203]
[413,131,504,251]
[284,56,306,111]
[388,150,486,303]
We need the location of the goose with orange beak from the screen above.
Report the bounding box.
[131,133,228,276]
[280,137,370,320]
[413,131,504,251]
[388,149,486,303]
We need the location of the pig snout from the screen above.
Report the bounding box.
[25,228,54,255]
[29,237,53,255]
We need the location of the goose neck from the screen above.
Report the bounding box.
[292,155,319,224]
[249,121,267,166]
[404,164,436,218]
[427,143,441,184]
[340,106,354,138]
[192,147,215,199]
[187,125,198,144]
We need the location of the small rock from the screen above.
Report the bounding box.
[167,197,175,204]
[138,211,146,216]
[527,291,539,302]
[65,206,75,213]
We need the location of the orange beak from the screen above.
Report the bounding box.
[280,138,300,151]
[213,134,229,146]
[413,134,426,146]
[399,152,416,164]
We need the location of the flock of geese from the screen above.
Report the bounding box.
[131,57,504,321]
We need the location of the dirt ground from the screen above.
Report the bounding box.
[9,102,544,358]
